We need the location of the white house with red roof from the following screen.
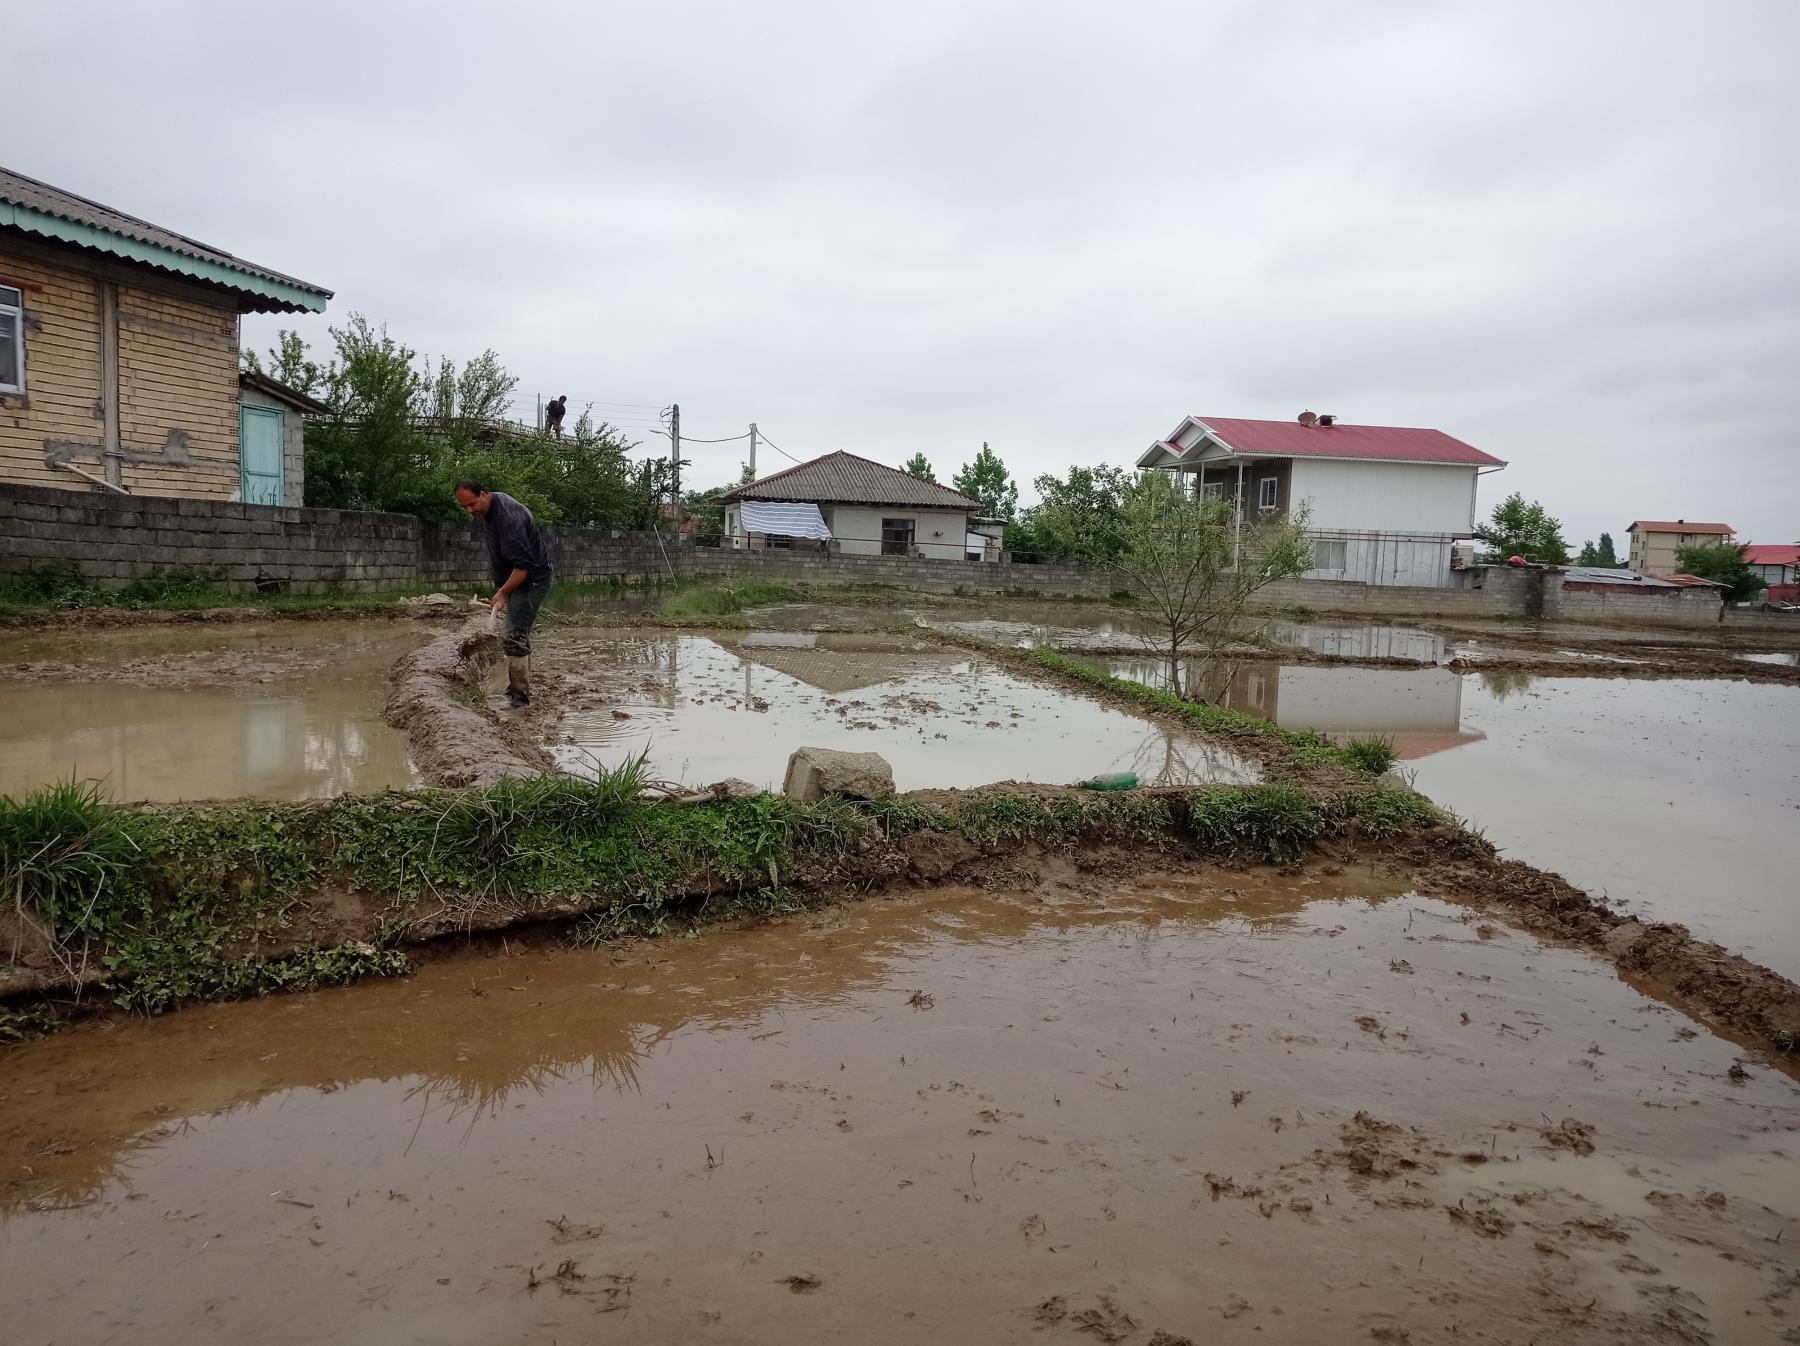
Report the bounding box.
[1742,543,1799,599]
[1136,413,1506,588]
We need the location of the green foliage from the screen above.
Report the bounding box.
[1672,541,1764,602]
[1338,786,1440,838]
[1340,736,1397,775]
[1475,493,1570,565]
[952,442,1019,522]
[661,581,799,618]
[901,453,937,483]
[1575,532,1619,568]
[241,329,324,394]
[0,780,143,939]
[115,944,410,1017]
[1116,475,1315,697]
[1020,464,1132,562]
[1186,786,1323,864]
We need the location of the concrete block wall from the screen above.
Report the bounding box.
[0,483,418,593]
[682,547,1119,598]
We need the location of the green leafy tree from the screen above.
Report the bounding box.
[1575,532,1620,568]
[901,453,936,483]
[1023,465,1132,562]
[1474,493,1571,565]
[241,329,324,394]
[1673,541,1765,603]
[1115,474,1314,698]
[952,442,1018,521]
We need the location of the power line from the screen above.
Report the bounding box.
[679,431,753,444]
[754,429,805,465]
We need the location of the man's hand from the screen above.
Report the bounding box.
[490,591,509,613]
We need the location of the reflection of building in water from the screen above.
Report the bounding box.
[717,632,952,696]
[1267,622,1445,663]
[0,684,416,802]
[1107,658,1484,761]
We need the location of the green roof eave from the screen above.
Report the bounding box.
[0,200,331,314]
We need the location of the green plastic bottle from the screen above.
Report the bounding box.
[1081,772,1139,791]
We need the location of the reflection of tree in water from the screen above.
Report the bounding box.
[1122,727,1258,786]
[0,875,1370,1213]
[1479,670,1534,701]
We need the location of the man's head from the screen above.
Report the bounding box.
[454,480,492,516]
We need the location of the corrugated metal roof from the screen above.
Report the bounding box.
[1561,566,1682,588]
[0,166,331,312]
[1190,417,1505,466]
[1743,544,1800,566]
[239,371,331,417]
[1625,520,1734,534]
[723,451,982,510]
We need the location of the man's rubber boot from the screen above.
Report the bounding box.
[506,657,531,708]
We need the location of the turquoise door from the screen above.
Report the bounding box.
[239,405,285,506]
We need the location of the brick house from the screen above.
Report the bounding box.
[1,166,331,502]
[1624,519,1734,575]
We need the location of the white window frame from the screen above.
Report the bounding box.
[0,284,24,395]
[1202,480,1225,501]
[1257,476,1279,510]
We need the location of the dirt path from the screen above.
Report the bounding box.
[2,866,1794,1344]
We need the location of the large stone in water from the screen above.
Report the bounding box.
[783,747,895,802]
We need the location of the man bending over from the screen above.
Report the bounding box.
[454,480,553,707]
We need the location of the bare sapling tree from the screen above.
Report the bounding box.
[1114,473,1314,699]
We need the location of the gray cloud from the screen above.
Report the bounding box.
[11,0,1797,544]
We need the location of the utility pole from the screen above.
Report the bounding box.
[669,403,681,524]
[748,422,757,479]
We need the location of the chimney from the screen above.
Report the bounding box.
[1317,413,1335,427]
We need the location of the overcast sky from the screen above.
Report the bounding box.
[12,1,1797,545]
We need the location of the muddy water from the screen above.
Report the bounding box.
[1405,676,1800,978]
[2,870,1794,1345]
[0,622,424,801]
[539,631,1259,789]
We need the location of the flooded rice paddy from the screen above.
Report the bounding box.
[536,630,1260,790]
[1103,653,1800,979]
[3,868,1794,1345]
[1404,676,1800,980]
[0,622,424,802]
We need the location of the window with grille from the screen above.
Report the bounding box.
[881,518,914,555]
[1311,539,1348,571]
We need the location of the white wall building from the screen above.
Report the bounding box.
[1136,414,1507,588]
[721,451,991,562]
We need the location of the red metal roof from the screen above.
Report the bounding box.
[1625,520,1734,535]
[1742,544,1799,566]
[1187,418,1504,467]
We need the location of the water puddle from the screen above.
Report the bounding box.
[537,631,1260,789]
[0,622,425,801]
[1741,651,1799,666]
[1404,676,1800,978]
[1,872,1791,1344]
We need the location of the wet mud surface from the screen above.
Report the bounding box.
[532,630,1260,790]
[2,868,1795,1344]
[0,622,426,801]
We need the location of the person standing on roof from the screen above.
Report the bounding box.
[454,480,553,707]
[545,395,568,439]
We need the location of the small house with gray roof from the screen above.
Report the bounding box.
[720,451,990,562]
[1,166,331,504]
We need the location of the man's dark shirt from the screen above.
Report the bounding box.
[482,492,553,588]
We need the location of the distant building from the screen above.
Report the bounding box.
[1744,543,1800,605]
[1,166,331,502]
[720,451,987,562]
[1742,544,1799,588]
[1136,414,1506,588]
[1624,519,1734,575]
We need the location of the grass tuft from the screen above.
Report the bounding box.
[660,581,799,619]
